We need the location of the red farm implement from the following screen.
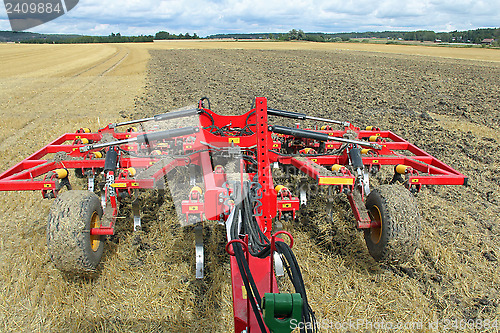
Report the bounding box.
[0,97,466,333]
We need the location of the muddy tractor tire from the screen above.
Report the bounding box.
[47,190,104,277]
[364,185,421,264]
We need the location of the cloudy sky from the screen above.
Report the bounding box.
[1,0,499,36]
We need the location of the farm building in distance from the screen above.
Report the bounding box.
[481,38,496,45]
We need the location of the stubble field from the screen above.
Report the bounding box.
[0,41,499,332]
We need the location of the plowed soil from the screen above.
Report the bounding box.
[0,42,499,332]
[134,48,500,331]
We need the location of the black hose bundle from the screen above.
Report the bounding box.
[228,183,317,333]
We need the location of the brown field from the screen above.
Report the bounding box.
[0,41,499,332]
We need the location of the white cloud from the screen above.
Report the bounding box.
[375,1,429,19]
[0,0,498,35]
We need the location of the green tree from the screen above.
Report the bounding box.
[298,29,306,40]
[155,31,170,40]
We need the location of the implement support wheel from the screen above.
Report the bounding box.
[364,185,421,264]
[47,190,104,276]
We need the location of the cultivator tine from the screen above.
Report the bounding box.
[87,174,95,192]
[194,224,204,279]
[100,190,106,209]
[273,252,285,277]
[109,107,200,129]
[189,164,197,186]
[132,198,141,231]
[294,180,308,206]
[268,108,350,126]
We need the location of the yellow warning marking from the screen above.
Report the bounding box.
[273,143,279,148]
[229,138,240,144]
[189,206,199,211]
[242,286,247,300]
[111,183,127,188]
[44,184,51,188]
[185,145,193,149]
[328,133,334,136]
[327,144,334,148]
[319,177,354,185]
[282,203,292,208]
[72,148,78,152]
[131,182,139,187]
[373,160,379,163]
[311,159,318,162]
[126,134,131,138]
[75,135,81,139]
[149,161,155,165]
[412,179,419,183]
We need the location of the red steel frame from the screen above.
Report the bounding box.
[0,97,467,332]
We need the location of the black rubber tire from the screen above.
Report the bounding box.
[47,190,104,277]
[364,185,421,264]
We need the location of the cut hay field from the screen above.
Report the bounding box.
[0,41,499,332]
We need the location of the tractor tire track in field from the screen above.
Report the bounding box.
[71,46,129,78]
[58,48,130,108]
[3,46,128,111]
[0,46,130,154]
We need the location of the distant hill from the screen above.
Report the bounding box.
[0,31,80,42]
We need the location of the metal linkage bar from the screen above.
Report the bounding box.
[268,108,350,126]
[291,157,355,186]
[80,127,200,153]
[270,125,382,149]
[109,108,200,129]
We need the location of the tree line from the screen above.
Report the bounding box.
[154,31,200,40]
[210,28,500,45]
[18,31,200,44]
[20,32,153,43]
[10,27,499,45]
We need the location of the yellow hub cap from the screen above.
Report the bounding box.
[370,205,383,244]
[90,212,101,252]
